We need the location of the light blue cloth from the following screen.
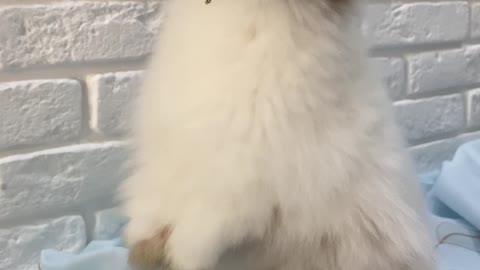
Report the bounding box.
[421,140,480,270]
[433,140,480,229]
[41,239,131,270]
[40,141,480,270]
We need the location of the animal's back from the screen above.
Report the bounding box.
[122,1,435,269]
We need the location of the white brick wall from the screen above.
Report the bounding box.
[0,1,478,269]
[86,71,144,137]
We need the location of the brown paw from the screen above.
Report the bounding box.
[128,226,173,270]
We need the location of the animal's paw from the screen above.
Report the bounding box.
[128,226,173,269]
[127,221,221,270]
[125,204,258,270]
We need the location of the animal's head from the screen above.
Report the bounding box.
[204,0,354,12]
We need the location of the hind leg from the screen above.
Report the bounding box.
[126,196,274,270]
[333,202,435,270]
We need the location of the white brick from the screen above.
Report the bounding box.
[364,2,468,48]
[0,79,82,150]
[408,46,480,95]
[410,138,460,173]
[0,216,86,270]
[86,71,143,137]
[466,89,480,129]
[410,132,480,173]
[395,94,465,143]
[94,207,128,240]
[0,142,131,220]
[471,4,480,38]
[0,2,162,69]
[372,57,405,100]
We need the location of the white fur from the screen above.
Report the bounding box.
[121,0,435,269]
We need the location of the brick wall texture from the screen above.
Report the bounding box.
[0,1,478,269]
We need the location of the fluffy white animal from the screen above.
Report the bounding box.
[121,0,436,269]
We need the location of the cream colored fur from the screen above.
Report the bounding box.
[121,0,436,269]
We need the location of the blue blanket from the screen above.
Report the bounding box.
[40,141,480,270]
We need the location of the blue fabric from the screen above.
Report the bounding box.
[422,140,480,270]
[41,239,131,270]
[40,141,480,270]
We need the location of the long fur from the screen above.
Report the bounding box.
[121,0,436,269]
